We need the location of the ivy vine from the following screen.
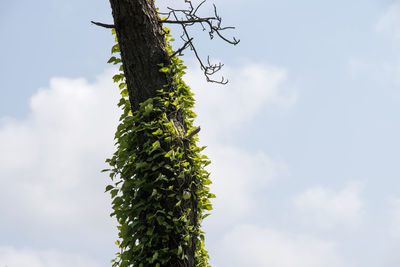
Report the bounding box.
[103,26,214,267]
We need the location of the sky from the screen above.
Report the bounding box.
[1,0,400,266]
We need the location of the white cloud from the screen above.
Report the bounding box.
[387,197,400,237]
[188,63,297,142]
[0,246,102,267]
[217,224,344,267]
[293,182,364,229]
[347,59,369,77]
[0,62,294,265]
[204,145,288,230]
[376,3,400,39]
[186,63,293,229]
[0,69,120,257]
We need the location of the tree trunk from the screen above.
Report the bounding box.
[109,0,170,111]
[108,1,197,266]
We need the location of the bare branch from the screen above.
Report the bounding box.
[91,21,115,29]
[160,18,217,24]
[159,0,238,84]
[170,38,194,58]
[193,0,206,16]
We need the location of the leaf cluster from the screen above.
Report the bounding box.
[104,28,213,267]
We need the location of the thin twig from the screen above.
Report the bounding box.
[170,38,194,58]
[158,0,239,83]
[193,0,206,15]
[160,18,217,24]
[164,1,233,84]
[91,21,115,29]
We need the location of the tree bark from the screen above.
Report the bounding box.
[109,0,170,111]
[109,1,197,266]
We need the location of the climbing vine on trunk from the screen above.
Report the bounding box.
[104,28,214,267]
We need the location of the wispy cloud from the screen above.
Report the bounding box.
[218,224,344,267]
[0,246,102,267]
[0,62,295,266]
[376,3,400,39]
[186,63,293,230]
[0,69,120,263]
[293,181,364,229]
[188,63,297,142]
[387,196,400,237]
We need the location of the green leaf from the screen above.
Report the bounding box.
[204,179,212,185]
[107,56,116,64]
[104,31,214,265]
[150,140,161,154]
[152,129,163,135]
[159,67,169,73]
[112,196,123,206]
[121,89,129,97]
[202,213,211,220]
[105,185,114,192]
[151,189,158,197]
[204,204,213,211]
[113,74,123,83]
[111,44,120,53]
[144,103,153,116]
[200,234,205,242]
[152,251,159,262]
[110,189,119,198]
[164,149,174,158]
[183,191,191,200]
[119,83,126,89]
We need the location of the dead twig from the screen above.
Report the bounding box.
[159,0,238,84]
[91,21,115,29]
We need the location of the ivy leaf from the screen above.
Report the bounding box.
[183,191,191,200]
[159,67,170,73]
[111,44,120,53]
[149,140,161,154]
[203,179,212,185]
[202,214,210,220]
[111,189,119,198]
[107,56,116,64]
[144,103,153,116]
[104,31,215,265]
[152,129,163,135]
[152,251,159,262]
[204,204,213,211]
[105,185,114,192]
[121,89,129,97]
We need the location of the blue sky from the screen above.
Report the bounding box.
[2,0,400,266]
